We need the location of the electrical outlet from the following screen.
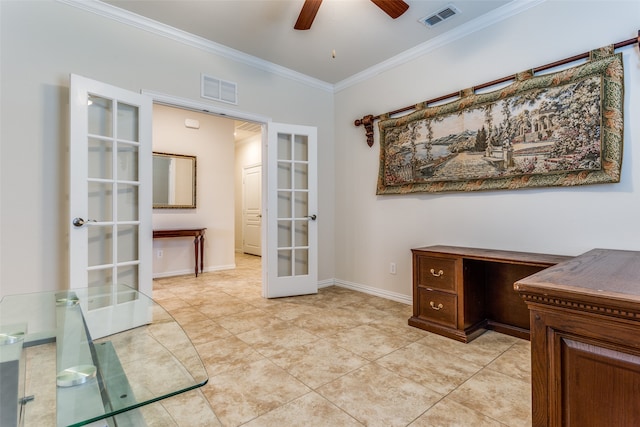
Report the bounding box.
[390,262,396,274]
[157,250,163,258]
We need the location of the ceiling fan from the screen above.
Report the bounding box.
[294,0,410,30]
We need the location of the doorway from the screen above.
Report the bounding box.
[148,91,318,298]
[234,121,263,259]
[151,103,263,281]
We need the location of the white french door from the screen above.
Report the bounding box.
[264,123,317,298]
[69,75,152,336]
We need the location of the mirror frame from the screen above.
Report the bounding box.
[152,151,197,209]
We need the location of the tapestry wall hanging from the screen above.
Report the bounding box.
[375,46,624,194]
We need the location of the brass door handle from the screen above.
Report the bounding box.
[430,301,444,311]
[430,269,444,277]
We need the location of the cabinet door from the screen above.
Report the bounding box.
[530,308,640,427]
[557,336,640,426]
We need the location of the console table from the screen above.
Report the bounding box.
[409,245,571,342]
[0,285,208,426]
[153,228,206,277]
[515,249,640,426]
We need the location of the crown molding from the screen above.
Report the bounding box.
[58,0,545,95]
[334,0,547,92]
[56,0,334,93]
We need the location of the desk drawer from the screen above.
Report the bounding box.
[417,288,457,328]
[416,256,456,292]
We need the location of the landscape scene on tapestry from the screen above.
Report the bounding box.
[380,75,602,187]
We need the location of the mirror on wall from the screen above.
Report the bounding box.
[152,152,196,209]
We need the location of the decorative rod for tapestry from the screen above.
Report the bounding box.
[354,30,640,148]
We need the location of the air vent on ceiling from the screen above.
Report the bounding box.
[418,4,461,28]
[201,74,237,105]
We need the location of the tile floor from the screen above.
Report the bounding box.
[151,253,532,427]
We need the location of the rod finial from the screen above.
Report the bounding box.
[355,115,376,147]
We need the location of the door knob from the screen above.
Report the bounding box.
[72,218,97,227]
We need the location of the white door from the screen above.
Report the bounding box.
[264,123,317,298]
[69,74,152,337]
[243,164,262,256]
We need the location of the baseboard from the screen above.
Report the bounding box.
[152,270,411,306]
[153,263,236,279]
[317,278,335,289]
[332,279,412,305]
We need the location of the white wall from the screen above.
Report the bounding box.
[0,0,335,297]
[333,0,640,302]
[152,104,235,276]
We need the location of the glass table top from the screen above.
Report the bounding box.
[0,285,208,426]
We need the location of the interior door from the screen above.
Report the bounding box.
[264,123,317,298]
[69,74,152,337]
[243,164,262,256]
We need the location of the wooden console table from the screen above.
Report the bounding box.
[153,228,206,277]
[409,245,571,342]
[515,249,640,427]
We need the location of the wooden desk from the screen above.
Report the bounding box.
[515,249,640,427]
[409,245,571,342]
[153,228,206,277]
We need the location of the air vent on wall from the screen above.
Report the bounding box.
[201,74,238,105]
[418,4,461,27]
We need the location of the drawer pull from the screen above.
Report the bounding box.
[430,301,444,311]
[430,269,444,277]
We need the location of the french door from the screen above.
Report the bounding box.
[69,74,152,337]
[264,123,318,298]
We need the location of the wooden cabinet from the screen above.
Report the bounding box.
[515,249,640,427]
[409,246,570,343]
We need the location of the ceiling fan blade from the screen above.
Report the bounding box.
[294,0,323,30]
[370,0,409,19]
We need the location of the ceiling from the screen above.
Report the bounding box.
[102,0,512,85]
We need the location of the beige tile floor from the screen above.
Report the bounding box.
[152,253,532,427]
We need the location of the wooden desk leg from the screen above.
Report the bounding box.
[193,236,199,277]
[200,235,205,275]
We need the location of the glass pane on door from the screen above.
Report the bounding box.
[88,138,113,179]
[276,132,309,278]
[84,92,143,293]
[88,95,113,137]
[88,182,113,222]
[117,102,139,142]
[88,226,113,267]
[117,143,139,181]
